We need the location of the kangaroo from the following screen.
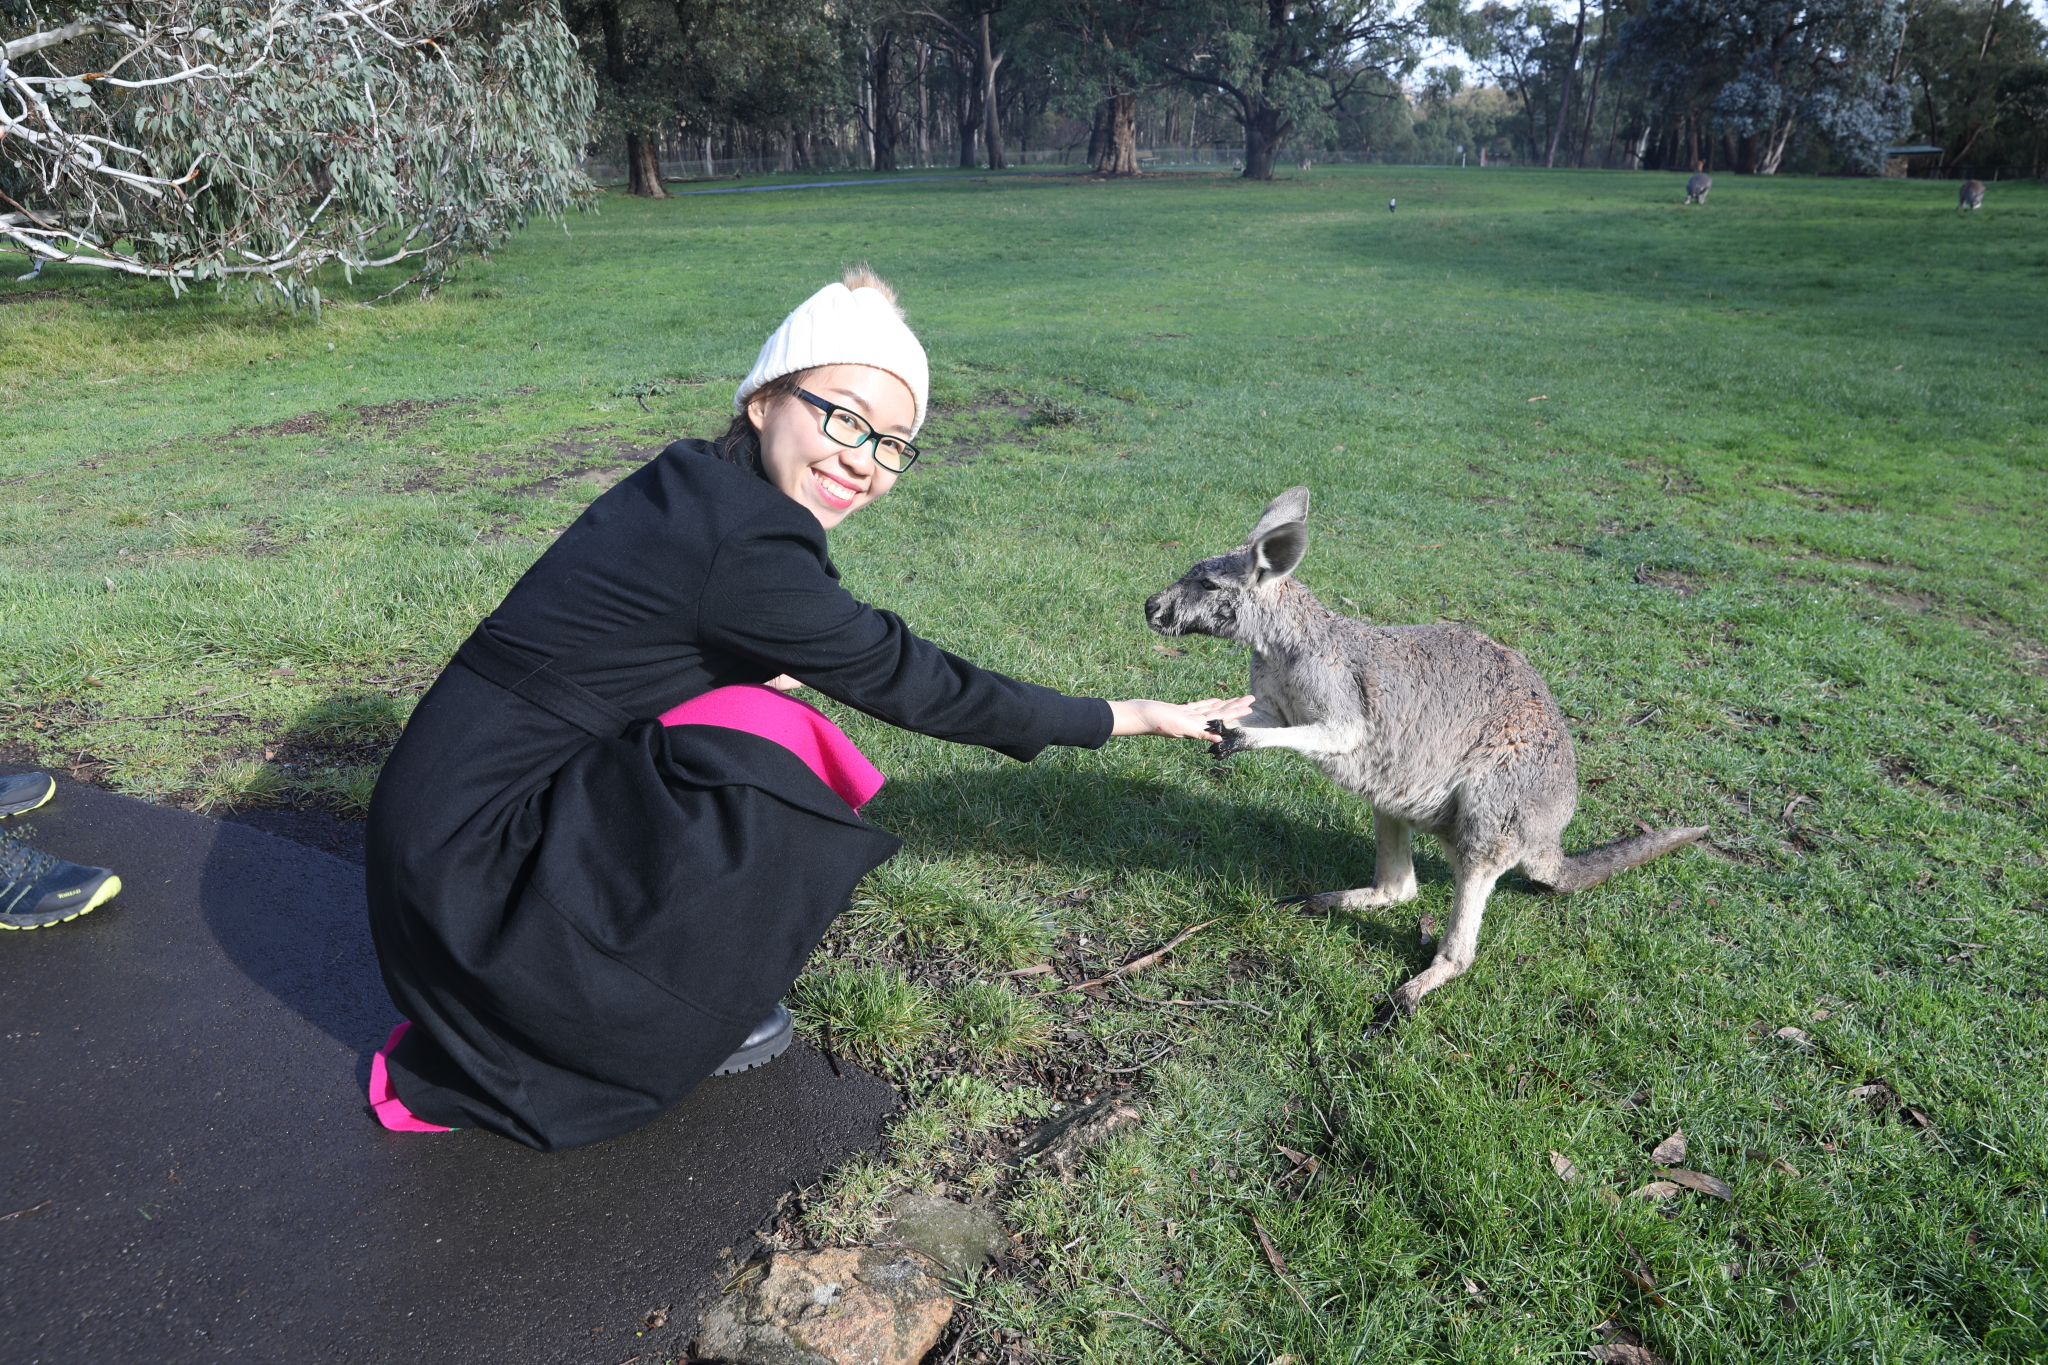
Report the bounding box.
[1686,172,1711,204]
[1145,487,1707,1017]
[1958,179,1984,211]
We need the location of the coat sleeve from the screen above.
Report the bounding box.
[696,509,1112,762]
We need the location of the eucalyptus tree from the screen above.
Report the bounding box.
[914,1,1019,169]
[1612,0,1911,173]
[1897,0,2048,170]
[1432,2,1572,159]
[0,0,594,296]
[1024,0,1170,174]
[562,0,847,194]
[1713,0,1911,172]
[1145,0,1420,177]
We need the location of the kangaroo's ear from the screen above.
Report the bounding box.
[1247,486,1311,544]
[1252,520,1308,583]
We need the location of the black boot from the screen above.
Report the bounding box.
[713,1004,793,1075]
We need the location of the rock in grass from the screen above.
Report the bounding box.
[694,1248,953,1365]
[888,1192,1010,1279]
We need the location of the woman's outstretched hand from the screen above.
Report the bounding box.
[1108,695,1256,740]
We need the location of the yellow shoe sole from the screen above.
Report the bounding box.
[0,772,56,817]
[0,872,121,930]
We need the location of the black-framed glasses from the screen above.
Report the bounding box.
[796,389,921,473]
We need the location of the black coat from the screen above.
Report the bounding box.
[366,441,1111,1150]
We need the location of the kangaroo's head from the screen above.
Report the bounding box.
[1145,486,1310,645]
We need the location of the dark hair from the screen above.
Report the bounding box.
[716,370,813,478]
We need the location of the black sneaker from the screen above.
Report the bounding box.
[0,835,122,930]
[713,1004,794,1075]
[0,772,56,817]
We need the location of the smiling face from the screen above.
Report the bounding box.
[748,363,916,530]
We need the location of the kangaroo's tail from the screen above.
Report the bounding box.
[1532,825,1709,893]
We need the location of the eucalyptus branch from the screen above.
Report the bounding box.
[0,0,596,295]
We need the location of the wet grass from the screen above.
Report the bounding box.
[3,165,2045,1362]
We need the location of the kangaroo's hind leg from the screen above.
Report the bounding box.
[1389,846,1509,1017]
[1295,808,1419,913]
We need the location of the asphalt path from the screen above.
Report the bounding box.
[0,768,895,1364]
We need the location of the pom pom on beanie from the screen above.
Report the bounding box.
[736,267,929,435]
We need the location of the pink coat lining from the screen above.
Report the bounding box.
[657,683,884,810]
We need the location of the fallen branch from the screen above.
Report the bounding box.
[1118,982,1272,1016]
[1042,918,1217,995]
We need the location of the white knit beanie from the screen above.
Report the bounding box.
[735,270,930,435]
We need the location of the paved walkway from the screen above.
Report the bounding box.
[1,769,895,1364]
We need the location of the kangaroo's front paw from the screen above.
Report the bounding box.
[1207,720,1253,758]
[1389,980,1426,1018]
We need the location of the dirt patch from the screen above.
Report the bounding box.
[506,437,663,497]
[512,465,636,497]
[1869,587,1941,614]
[254,412,329,437]
[1966,614,2048,678]
[921,397,1042,467]
[351,397,471,435]
[1767,483,1877,514]
[1635,566,1697,596]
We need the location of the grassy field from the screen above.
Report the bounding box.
[4,165,2045,1363]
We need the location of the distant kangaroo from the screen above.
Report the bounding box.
[1959,179,1984,211]
[1146,488,1707,1017]
[1686,172,1711,204]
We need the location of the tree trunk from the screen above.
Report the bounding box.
[958,51,980,167]
[627,133,666,197]
[871,31,897,172]
[917,42,930,166]
[1092,92,1140,175]
[980,12,1006,170]
[1576,5,1607,166]
[1241,102,1289,180]
[1546,0,1587,167]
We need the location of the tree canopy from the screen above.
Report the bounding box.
[0,0,596,297]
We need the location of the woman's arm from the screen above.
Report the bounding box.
[699,513,1252,757]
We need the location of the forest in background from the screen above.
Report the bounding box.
[567,0,2048,186]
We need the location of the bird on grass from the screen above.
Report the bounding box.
[1958,179,1984,211]
[1388,197,1397,213]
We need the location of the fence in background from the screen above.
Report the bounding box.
[577,145,1519,184]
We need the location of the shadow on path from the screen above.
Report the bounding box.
[0,767,895,1365]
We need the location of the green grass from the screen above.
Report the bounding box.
[4,166,2045,1362]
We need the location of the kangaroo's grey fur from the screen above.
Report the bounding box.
[1146,487,1708,1017]
[1959,179,1985,211]
[1686,172,1712,204]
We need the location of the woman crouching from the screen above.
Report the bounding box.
[364,268,1251,1150]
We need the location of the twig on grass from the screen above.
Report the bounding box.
[1100,1042,1177,1074]
[1040,919,1216,995]
[1,1199,54,1221]
[1117,981,1272,1016]
[1108,1273,1220,1365]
